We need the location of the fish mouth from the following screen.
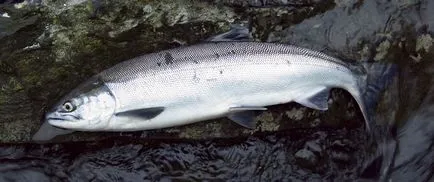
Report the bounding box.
[46,117,65,121]
[46,113,79,122]
[46,117,70,130]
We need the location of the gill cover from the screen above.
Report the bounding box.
[46,75,117,131]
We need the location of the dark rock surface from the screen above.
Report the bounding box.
[0,0,433,181]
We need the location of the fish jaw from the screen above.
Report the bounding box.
[47,118,77,130]
[45,112,79,129]
[47,117,112,132]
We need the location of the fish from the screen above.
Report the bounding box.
[42,41,397,133]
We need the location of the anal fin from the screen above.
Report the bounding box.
[295,87,330,111]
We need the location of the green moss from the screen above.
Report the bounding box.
[416,34,433,53]
[5,77,24,91]
[258,111,280,132]
[85,0,94,13]
[42,0,235,62]
[286,108,307,121]
[177,120,223,139]
[374,40,391,61]
[137,0,236,28]
[0,119,32,143]
[358,44,371,61]
[0,76,33,143]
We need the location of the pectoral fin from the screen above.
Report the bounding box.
[295,88,330,111]
[115,107,165,119]
[227,106,266,129]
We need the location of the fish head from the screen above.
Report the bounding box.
[46,76,116,131]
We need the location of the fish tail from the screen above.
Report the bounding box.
[354,62,398,132]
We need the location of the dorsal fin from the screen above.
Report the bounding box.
[204,24,253,42]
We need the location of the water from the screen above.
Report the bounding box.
[388,84,434,181]
[1,118,431,181]
[1,0,433,181]
[1,128,370,181]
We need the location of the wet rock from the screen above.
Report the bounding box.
[0,0,433,181]
[213,0,331,7]
[330,151,350,163]
[0,2,38,39]
[305,141,323,156]
[294,132,330,169]
[295,148,318,167]
[329,139,353,163]
[312,131,327,141]
[271,0,434,63]
[389,83,434,182]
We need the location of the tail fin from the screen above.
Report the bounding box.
[357,62,398,132]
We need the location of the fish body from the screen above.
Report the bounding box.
[46,42,384,132]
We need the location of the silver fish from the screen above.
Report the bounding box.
[45,42,395,132]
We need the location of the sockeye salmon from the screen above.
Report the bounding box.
[44,41,396,132]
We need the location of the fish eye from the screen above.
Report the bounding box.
[62,102,76,112]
